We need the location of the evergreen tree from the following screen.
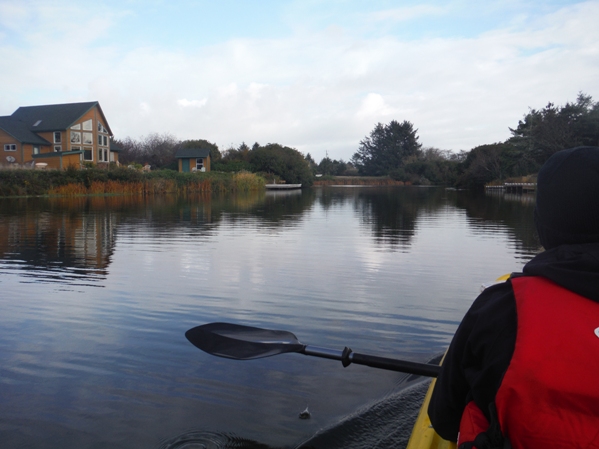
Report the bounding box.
[352,120,422,176]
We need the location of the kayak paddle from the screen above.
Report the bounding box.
[185,322,441,378]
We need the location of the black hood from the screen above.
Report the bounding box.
[534,147,599,249]
[523,242,599,303]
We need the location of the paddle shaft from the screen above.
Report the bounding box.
[302,345,441,377]
[185,322,441,377]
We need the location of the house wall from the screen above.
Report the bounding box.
[22,144,35,165]
[35,105,113,168]
[2,104,115,170]
[1,131,54,166]
[178,156,211,172]
[0,129,22,165]
[36,130,62,154]
[32,152,83,170]
[67,108,95,162]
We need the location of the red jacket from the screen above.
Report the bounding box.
[458,276,599,448]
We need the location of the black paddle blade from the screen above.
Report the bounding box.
[185,322,306,360]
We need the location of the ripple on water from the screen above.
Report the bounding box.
[158,431,271,449]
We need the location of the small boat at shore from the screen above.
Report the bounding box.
[265,183,302,190]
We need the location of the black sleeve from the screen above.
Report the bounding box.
[427,281,517,441]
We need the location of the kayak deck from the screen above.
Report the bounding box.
[406,378,456,449]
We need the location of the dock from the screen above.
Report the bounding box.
[265,184,302,190]
[485,182,536,194]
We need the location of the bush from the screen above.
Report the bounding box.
[0,166,265,197]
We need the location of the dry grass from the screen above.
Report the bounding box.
[2,167,267,197]
[181,179,213,193]
[48,183,88,196]
[143,179,177,194]
[49,181,146,196]
[232,171,265,191]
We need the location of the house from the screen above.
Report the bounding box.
[0,101,119,169]
[175,147,211,172]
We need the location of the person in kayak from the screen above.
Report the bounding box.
[428,146,599,449]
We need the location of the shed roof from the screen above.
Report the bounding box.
[10,101,112,134]
[175,147,211,158]
[0,116,51,145]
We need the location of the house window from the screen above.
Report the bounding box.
[54,145,62,152]
[71,123,81,130]
[33,146,40,155]
[83,132,93,145]
[103,135,108,146]
[196,158,204,170]
[71,132,81,144]
[54,132,61,143]
[82,119,92,131]
[4,144,16,151]
[72,146,81,153]
[98,148,105,162]
[83,147,93,161]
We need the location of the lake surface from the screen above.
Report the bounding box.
[0,186,538,449]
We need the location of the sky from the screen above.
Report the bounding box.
[1,0,598,162]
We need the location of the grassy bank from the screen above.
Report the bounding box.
[0,167,266,197]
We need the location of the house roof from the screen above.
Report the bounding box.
[110,139,122,152]
[175,147,211,158]
[10,101,112,135]
[0,116,51,145]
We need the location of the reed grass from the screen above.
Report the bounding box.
[0,166,267,197]
[233,171,265,191]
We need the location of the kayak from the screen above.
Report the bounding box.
[407,274,510,449]
[406,377,456,449]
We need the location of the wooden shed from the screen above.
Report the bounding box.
[175,147,211,173]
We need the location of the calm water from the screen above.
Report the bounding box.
[0,187,538,449]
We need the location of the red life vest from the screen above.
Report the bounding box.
[458,276,599,449]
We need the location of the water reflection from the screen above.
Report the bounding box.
[457,190,540,259]
[0,188,540,284]
[0,197,118,285]
[0,187,540,449]
[354,187,446,250]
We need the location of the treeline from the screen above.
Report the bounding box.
[348,92,599,188]
[115,92,599,189]
[115,137,313,186]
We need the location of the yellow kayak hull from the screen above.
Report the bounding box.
[406,378,456,449]
[408,274,511,449]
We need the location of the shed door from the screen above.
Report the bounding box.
[182,159,190,172]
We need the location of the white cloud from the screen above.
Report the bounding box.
[368,4,447,23]
[0,1,598,162]
[139,102,151,115]
[356,93,397,119]
[178,98,208,108]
